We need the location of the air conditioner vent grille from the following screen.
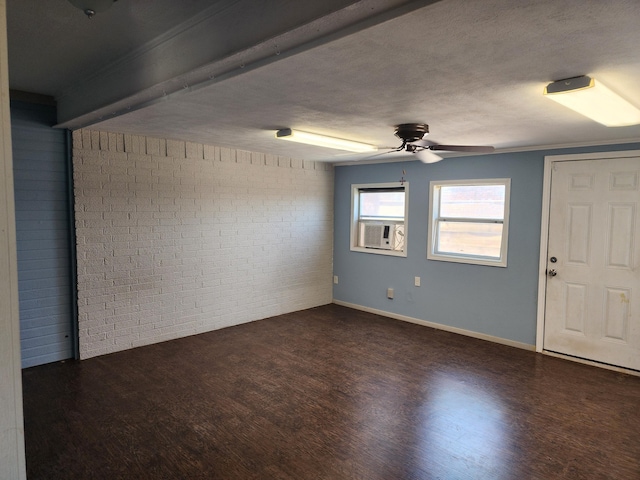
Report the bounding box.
[364,224,384,247]
[360,222,395,250]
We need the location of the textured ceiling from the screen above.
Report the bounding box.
[7,0,217,95]
[7,0,640,162]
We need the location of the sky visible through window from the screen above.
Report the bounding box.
[440,185,505,220]
[360,191,405,219]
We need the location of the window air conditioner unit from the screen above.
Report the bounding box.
[362,222,395,250]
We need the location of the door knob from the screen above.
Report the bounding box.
[548,269,557,277]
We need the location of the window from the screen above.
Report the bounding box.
[428,179,510,267]
[351,182,407,256]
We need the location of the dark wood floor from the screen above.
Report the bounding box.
[23,304,640,479]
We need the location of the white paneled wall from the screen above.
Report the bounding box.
[73,130,334,359]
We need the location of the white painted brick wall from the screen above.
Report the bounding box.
[73,130,334,359]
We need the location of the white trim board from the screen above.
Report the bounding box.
[333,139,640,167]
[543,351,640,378]
[0,1,27,476]
[333,299,535,351]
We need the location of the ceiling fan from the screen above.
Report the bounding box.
[386,123,495,163]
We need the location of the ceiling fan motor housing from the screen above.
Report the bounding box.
[394,123,429,143]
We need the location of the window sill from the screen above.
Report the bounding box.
[351,246,407,257]
[428,252,507,267]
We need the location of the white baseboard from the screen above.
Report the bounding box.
[332,299,535,351]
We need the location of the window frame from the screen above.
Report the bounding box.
[427,178,510,267]
[350,182,408,257]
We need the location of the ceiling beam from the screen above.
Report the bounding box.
[56,0,441,129]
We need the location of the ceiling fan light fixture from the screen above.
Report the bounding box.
[544,75,640,127]
[415,149,443,164]
[275,128,377,153]
[68,0,118,18]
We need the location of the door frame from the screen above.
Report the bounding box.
[536,149,640,353]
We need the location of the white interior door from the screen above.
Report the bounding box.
[543,155,640,371]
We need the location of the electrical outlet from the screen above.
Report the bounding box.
[414,276,421,287]
[387,288,394,299]
[333,275,339,284]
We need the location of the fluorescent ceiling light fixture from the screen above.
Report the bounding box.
[544,75,640,127]
[276,128,378,153]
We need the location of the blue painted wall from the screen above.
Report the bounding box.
[11,100,74,368]
[333,143,640,346]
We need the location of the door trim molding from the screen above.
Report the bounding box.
[536,149,640,353]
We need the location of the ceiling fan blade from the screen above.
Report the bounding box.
[429,144,495,153]
[415,149,443,164]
